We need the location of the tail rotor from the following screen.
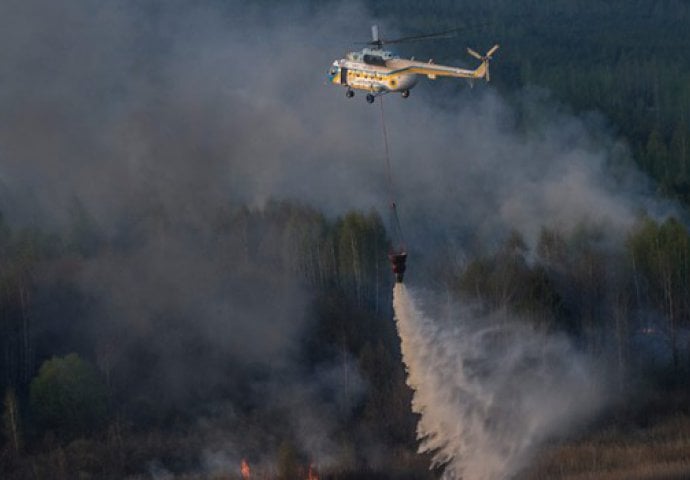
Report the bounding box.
[467,44,499,81]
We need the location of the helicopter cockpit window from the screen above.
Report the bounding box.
[329,66,339,75]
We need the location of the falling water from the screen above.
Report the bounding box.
[392,284,605,480]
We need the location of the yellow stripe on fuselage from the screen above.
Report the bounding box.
[347,69,388,92]
[337,64,413,92]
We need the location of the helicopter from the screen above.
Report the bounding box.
[327,25,499,103]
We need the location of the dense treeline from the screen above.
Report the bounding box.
[444,217,690,383]
[0,204,429,479]
[360,0,690,200]
[3,198,690,477]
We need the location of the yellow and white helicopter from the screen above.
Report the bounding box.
[327,25,499,103]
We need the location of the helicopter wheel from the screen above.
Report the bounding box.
[346,89,354,98]
[366,94,375,104]
[401,89,410,98]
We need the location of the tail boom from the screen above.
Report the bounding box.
[387,43,498,82]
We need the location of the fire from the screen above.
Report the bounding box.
[307,463,319,480]
[240,458,251,479]
[240,457,318,479]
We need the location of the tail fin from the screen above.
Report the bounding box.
[473,61,488,80]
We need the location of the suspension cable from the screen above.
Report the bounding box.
[378,97,405,250]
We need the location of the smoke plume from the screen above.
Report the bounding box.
[0,0,673,238]
[0,0,679,474]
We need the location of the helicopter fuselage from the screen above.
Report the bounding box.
[327,49,419,96]
[327,49,419,95]
[327,47,491,102]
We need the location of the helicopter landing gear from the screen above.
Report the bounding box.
[346,89,354,98]
[366,93,375,104]
[401,89,410,98]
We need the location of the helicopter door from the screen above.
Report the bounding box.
[340,67,348,85]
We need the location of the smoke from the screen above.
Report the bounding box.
[0,0,673,238]
[0,0,679,474]
[0,0,377,466]
[393,284,606,480]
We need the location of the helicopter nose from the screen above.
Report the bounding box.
[326,64,340,82]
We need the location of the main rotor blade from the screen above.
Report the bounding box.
[487,44,500,57]
[378,27,462,46]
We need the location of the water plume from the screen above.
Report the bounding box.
[392,283,606,479]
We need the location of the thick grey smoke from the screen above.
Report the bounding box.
[393,284,606,479]
[0,1,671,238]
[0,0,375,466]
[0,0,676,474]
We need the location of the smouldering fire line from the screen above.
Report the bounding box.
[241,458,251,479]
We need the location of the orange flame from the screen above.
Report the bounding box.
[307,463,319,480]
[241,458,251,479]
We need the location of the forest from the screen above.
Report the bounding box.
[363,0,690,202]
[3,0,690,479]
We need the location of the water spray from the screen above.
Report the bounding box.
[392,284,606,480]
